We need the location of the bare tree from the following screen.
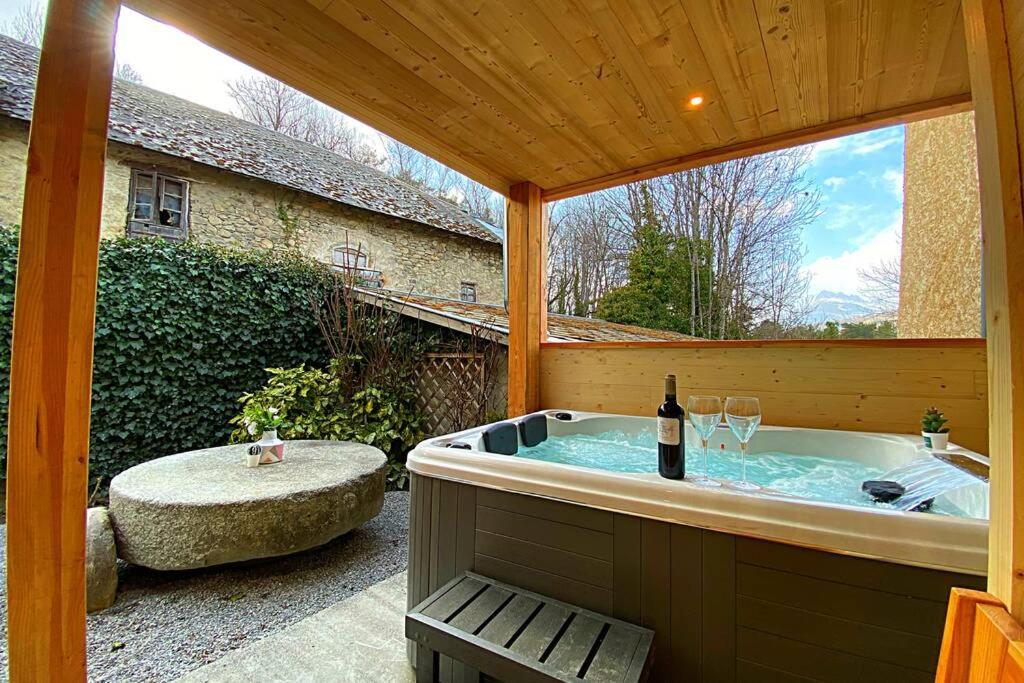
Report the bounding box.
[547,193,630,316]
[459,178,502,225]
[227,75,384,168]
[859,253,901,311]
[383,137,459,200]
[383,137,503,224]
[115,62,144,84]
[383,137,432,187]
[554,148,820,338]
[1,1,44,47]
[646,149,819,337]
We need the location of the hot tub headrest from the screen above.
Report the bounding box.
[482,422,519,455]
[518,414,548,447]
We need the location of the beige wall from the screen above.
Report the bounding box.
[898,111,983,338]
[541,341,989,454]
[0,117,504,303]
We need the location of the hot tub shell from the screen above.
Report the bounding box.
[407,410,988,681]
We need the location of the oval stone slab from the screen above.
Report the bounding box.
[109,440,387,570]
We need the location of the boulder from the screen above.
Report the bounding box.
[108,440,386,570]
[862,480,905,504]
[86,507,118,612]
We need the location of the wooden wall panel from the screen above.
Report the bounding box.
[539,342,989,454]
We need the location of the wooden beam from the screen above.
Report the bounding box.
[506,182,546,417]
[962,0,1024,621]
[541,94,973,202]
[5,0,119,679]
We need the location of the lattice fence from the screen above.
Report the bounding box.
[415,352,487,436]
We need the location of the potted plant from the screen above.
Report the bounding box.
[242,404,286,464]
[921,407,950,451]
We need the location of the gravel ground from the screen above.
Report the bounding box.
[0,490,409,682]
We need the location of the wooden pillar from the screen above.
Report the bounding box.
[962,0,1024,620]
[5,0,119,679]
[506,182,546,417]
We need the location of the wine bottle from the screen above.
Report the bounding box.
[657,374,685,479]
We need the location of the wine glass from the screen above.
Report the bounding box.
[725,396,762,491]
[687,396,722,487]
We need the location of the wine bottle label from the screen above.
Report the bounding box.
[658,417,680,445]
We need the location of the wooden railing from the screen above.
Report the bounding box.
[936,588,1024,682]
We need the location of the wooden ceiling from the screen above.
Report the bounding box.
[126,0,972,197]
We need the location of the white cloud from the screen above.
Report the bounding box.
[823,176,846,190]
[803,126,903,165]
[803,215,902,295]
[881,168,903,200]
[852,136,901,155]
[805,137,847,164]
[820,203,862,232]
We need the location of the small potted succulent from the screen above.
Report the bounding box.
[921,407,950,451]
[242,403,286,464]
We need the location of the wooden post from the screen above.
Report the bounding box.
[5,0,119,679]
[962,0,1024,621]
[506,182,546,417]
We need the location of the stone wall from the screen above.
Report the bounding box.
[0,116,504,303]
[898,111,983,338]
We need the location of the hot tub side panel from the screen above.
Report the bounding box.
[407,473,984,682]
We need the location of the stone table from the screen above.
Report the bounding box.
[108,440,387,570]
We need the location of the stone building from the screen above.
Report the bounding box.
[0,35,503,303]
[898,111,983,338]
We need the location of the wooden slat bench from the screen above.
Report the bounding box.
[406,572,653,683]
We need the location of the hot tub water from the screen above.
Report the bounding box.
[516,428,968,514]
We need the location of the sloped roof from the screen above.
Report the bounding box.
[367,290,699,343]
[0,34,500,245]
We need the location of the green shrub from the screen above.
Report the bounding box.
[229,363,349,442]
[229,358,426,490]
[0,227,332,481]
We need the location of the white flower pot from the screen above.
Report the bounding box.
[245,448,261,468]
[257,429,285,464]
[922,431,949,451]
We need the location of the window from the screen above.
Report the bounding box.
[331,244,382,288]
[460,282,477,303]
[332,246,368,271]
[128,170,189,240]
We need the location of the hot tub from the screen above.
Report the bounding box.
[406,410,988,681]
[411,409,988,574]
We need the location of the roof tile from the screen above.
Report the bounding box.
[380,291,697,342]
[0,35,500,244]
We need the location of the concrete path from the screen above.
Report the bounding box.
[175,571,414,682]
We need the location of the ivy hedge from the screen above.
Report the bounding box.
[0,227,332,482]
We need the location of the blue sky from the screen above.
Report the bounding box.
[797,126,905,296]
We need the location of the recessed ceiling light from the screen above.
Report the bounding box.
[689,95,704,107]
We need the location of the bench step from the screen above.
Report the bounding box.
[406,572,653,683]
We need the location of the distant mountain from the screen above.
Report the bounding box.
[848,309,899,325]
[807,290,890,324]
